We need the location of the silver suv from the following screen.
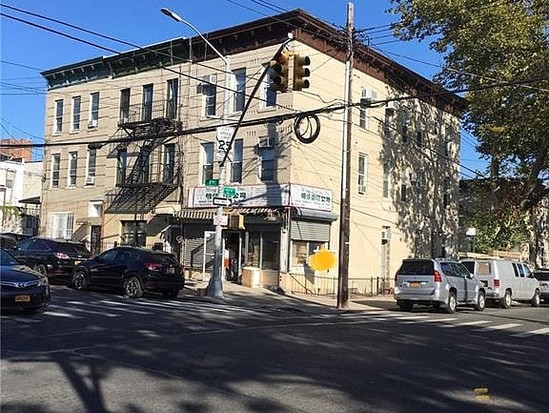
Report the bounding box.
[394,258,486,313]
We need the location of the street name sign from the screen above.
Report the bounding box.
[223,186,237,198]
[205,178,219,186]
[212,197,232,207]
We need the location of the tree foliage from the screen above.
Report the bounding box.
[389,0,549,212]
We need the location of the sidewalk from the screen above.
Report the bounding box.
[182,279,397,313]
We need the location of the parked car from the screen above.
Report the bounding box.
[72,246,185,299]
[394,258,486,313]
[9,237,91,282]
[533,270,549,303]
[0,248,50,313]
[460,259,541,308]
[0,234,18,250]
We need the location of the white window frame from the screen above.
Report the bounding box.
[202,75,217,117]
[201,142,214,184]
[89,92,99,127]
[262,70,277,109]
[71,96,81,131]
[359,89,377,130]
[51,153,60,188]
[54,99,63,134]
[86,148,96,185]
[48,212,74,240]
[358,152,367,194]
[382,163,391,199]
[232,69,247,113]
[88,201,103,218]
[68,151,78,187]
[230,138,243,183]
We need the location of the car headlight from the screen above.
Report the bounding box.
[37,277,49,287]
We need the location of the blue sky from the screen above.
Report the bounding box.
[0,0,486,177]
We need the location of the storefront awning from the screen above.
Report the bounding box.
[176,207,275,221]
[292,207,338,222]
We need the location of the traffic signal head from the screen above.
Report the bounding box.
[269,51,289,92]
[293,54,311,91]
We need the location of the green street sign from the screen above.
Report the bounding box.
[223,187,237,198]
[205,179,219,186]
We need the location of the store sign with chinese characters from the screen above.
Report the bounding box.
[190,184,332,211]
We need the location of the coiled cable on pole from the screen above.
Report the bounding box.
[293,113,321,144]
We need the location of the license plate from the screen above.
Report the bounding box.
[409,282,421,288]
[15,295,31,302]
[167,268,175,274]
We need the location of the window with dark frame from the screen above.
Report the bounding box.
[142,84,153,121]
[166,79,178,119]
[51,153,60,188]
[120,88,130,122]
[201,142,214,184]
[233,69,246,112]
[230,139,243,183]
[72,96,81,131]
[116,149,127,185]
[54,99,63,133]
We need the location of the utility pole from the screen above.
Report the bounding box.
[337,2,354,310]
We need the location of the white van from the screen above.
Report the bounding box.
[460,259,541,308]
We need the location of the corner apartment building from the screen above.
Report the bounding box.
[40,10,464,293]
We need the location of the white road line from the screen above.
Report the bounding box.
[511,328,549,338]
[394,315,431,320]
[478,323,522,331]
[69,300,152,315]
[439,320,491,328]
[43,310,83,319]
[1,316,41,323]
[50,304,119,318]
[422,317,458,323]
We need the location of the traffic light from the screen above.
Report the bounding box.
[269,51,290,92]
[293,54,311,91]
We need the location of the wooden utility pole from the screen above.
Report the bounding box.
[337,2,354,310]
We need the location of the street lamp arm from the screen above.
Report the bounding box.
[160,8,228,66]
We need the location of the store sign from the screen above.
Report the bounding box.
[189,184,332,211]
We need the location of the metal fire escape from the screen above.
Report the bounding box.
[105,100,182,214]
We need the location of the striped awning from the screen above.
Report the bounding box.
[176,207,274,221]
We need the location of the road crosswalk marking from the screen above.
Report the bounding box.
[511,327,549,338]
[439,320,491,328]
[478,323,522,331]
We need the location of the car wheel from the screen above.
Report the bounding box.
[446,291,457,314]
[531,290,541,307]
[34,264,47,276]
[162,290,180,299]
[398,301,413,312]
[72,270,88,291]
[500,289,512,309]
[124,276,143,299]
[474,291,486,311]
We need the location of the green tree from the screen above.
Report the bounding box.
[389,0,549,211]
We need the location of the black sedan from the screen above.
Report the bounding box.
[0,249,51,313]
[72,246,185,299]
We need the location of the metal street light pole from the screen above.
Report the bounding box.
[161,8,230,298]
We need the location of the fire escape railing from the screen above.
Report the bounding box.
[105,100,183,214]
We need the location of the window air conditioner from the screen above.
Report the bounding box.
[88,119,98,128]
[202,74,217,84]
[85,176,95,185]
[385,100,397,116]
[381,228,391,241]
[258,136,275,148]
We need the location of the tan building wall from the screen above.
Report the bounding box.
[40,10,463,292]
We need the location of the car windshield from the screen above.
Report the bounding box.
[398,260,434,275]
[58,242,89,256]
[0,249,20,266]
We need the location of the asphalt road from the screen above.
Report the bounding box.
[1,285,548,413]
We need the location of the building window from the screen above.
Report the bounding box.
[88,201,103,218]
[137,150,150,184]
[259,136,276,182]
[359,89,376,130]
[400,107,410,144]
[71,96,81,131]
[54,99,63,133]
[122,221,146,247]
[263,70,277,108]
[358,152,367,194]
[120,88,130,122]
[89,92,99,127]
[51,153,60,188]
[443,177,451,208]
[400,182,408,202]
[116,149,127,185]
[291,240,326,267]
[86,148,96,185]
[416,129,424,147]
[48,212,74,240]
[163,143,176,181]
[142,84,153,121]
[246,231,280,270]
[233,69,246,112]
[382,163,391,199]
[444,125,453,157]
[201,142,214,184]
[202,76,217,117]
[166,79,178,119]
[68,151,78,187]
[230,139,243,183]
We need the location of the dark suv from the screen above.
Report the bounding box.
[72,246,185,299]
[10,237,91,281]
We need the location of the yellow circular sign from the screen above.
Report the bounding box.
[309,249,336,271]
